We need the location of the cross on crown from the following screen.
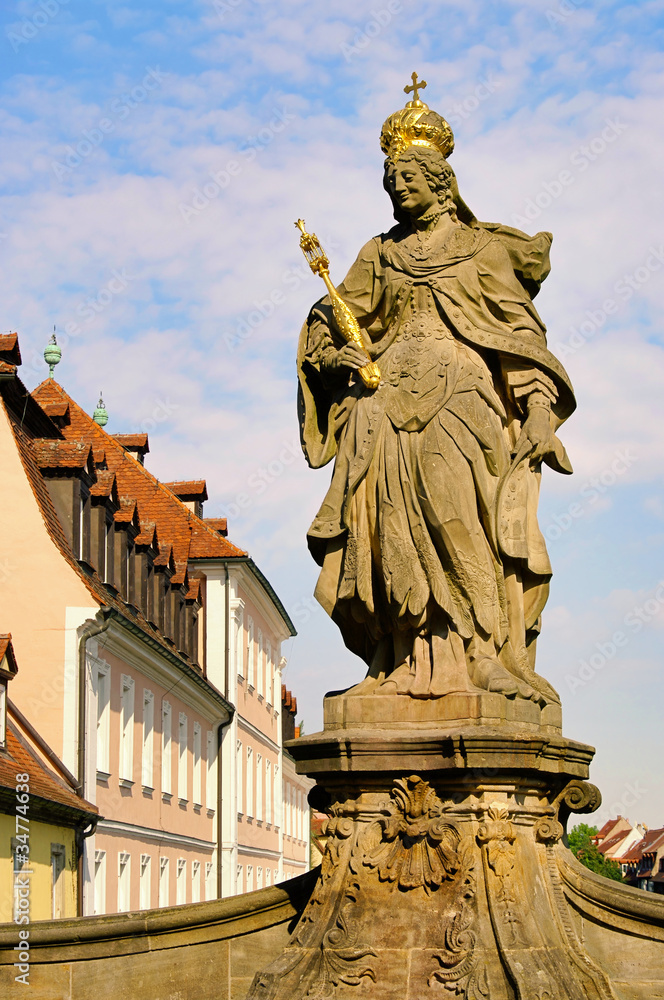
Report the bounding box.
[404,71,427,106]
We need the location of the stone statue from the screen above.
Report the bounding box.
[245,79,662,1000]
[297,76,575,710]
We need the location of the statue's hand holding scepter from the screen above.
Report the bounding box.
[295,219,381,390]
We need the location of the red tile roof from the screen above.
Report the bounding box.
[31,382,246,581]
[163,480,208,501]
[111,433,149,454]
[33,439,92,470]
[0,634,19,677]
[0,333,21,365]
[594,817,623,841]
[640,828,664,855]
[1,718,98,823]
[204,517,228,536]
[597,829,636,857]
[41,400,70,419]
[89,470,117,499]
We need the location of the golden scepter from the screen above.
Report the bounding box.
[295,219,380,390]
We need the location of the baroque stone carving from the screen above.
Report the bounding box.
[361,775,461,892]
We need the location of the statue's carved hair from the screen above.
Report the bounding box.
[384,147,476,226]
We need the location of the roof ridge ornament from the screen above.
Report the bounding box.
[44,327,62,379]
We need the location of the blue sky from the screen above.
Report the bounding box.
[2,0,664,826]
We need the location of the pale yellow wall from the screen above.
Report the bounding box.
[0,400,97,760]
[0,813,77,923]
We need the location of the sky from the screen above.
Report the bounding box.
[1,0,663,828]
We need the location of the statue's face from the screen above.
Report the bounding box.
[389,156,439,217]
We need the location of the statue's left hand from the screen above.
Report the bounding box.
[521,405,557,465]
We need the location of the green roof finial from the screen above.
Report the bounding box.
[44,327,62,379]
[93,392,108,427]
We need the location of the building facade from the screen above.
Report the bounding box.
[0,333,310,916]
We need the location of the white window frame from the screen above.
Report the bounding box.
[246,617,254,687]
[265,639,272,705]
[118,852,131,913]
[95,661,111,775]
[257,865,263,889]
[205,861,215,901]
[206,729,216,812]
[266,759,272,825]
[159,857,169,907]
[178,713,188,802]
[161,701,172,796]
[119,674,135,784]
[94,850,106,915]
[176,858,186,904]
[247,864,254,892]
[193,722,202,806]
[246,746,254,818]
[191,860,201,903]
[237,864,243,894]
[142,690,154,789]
[51,843,66,919]
[139,854,151,910]
[257,629,264,697]
[256,753,263,822]
[236,739,243,815]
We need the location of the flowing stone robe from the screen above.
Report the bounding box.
[298,221,575,699]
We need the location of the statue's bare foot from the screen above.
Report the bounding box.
[469,656,546,706]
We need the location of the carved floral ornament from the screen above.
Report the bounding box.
[359,775,462,893]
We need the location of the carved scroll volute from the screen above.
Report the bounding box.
[554,779,602,835]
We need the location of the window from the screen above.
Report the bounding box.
[191,860,201,903]
[246,746,253,818]
[247,865,254,892]
[142,690,154,788]
[51,844,67,918]
[257,629,264,697]
[95,663,110,774]
[265,640,272,704]
[193,723,202,806]
[237,865,243,894]
[205,861,215,901]
[119,675,135,783]
[265,868,271,887]
[257,866,263,889]
[94,850,106,914]
[236,740,243,814]
[234,606,244,678]
[266,760,272,825]
[178,713,188,801]
[176,859,186,904]
[256,754,263,822]
[139,854,151,910]
[159,857,169,907]
[161,701,172,795]
[274,764,280,829]
[206,729,216,811]
[246,618,254,687]
[273,868,279,885]
[117,852,131,912]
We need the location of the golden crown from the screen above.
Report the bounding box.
[380,72,455,162]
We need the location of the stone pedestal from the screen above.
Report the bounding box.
[246,690,618,1000]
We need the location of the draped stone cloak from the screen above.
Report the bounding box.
[297,221,575,672]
